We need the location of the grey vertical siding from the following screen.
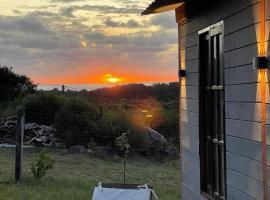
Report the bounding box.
[179,0,270,199]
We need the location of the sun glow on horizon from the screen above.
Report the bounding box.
[107,77,120,83]
[105,74,121,83]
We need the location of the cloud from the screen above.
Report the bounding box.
[105,17,119,27]
[84,28,177,53]
[112,0,148,9]
[51,0,86,3]
[0,0,178,84]
[0,14,81,50]
[28,11,57,17]
[151,12,176,29]
[60,5,142,17]
[105,17,139,28]
[0,15,51,35]
[60,7,75,17]
[126,20,139,28]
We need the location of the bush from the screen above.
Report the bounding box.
[96,108,152,155]
[24,93,66,125]
[30,150,55,179]
[0,97,23,118]
[54,98,99,147]
[156,108,179,147]
[96,109,131,147]
[128,130,150,156]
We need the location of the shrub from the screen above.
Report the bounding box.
[156,108,179,147]
[24,93,66,125]
[30,150,55,179]
[54,98,99,147]
[97,108,151,155]
[128,129,150,156]
[96,109,131,147]
[0,97,23,118]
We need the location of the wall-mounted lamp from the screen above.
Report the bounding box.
[253,56,268,69]
[178,69,186,78]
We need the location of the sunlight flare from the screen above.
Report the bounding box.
[106,77,120,83]
[104,74,121,83]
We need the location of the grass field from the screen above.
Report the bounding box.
[0,148,180,200]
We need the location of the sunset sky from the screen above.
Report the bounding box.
[0,0,178,87]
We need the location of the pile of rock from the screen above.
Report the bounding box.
[0,116,59,147]
[0,116,17,144]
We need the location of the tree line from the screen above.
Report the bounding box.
[0,66,179,156]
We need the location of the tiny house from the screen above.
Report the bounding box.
[143,0,270,200]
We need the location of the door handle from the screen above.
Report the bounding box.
[213,139,218,144]
[212,139,224,145]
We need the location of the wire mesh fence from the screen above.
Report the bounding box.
[0,92,180,200]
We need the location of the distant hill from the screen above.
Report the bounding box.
[81,82,179,103]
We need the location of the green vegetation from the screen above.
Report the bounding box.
[19,92,179,156]
[24,93,64,125]
[0,97,23,119]
[0,67,180,199]
[115,133,130,183]
[30,150,55,179]
[54,98,99,146]
[0,66,36,103]
[0,148,180,200]
[115,133,130,158]
[0,68,179,154]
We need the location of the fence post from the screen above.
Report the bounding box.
[15,107,25,184]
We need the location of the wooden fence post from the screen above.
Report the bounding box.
[15,107,25,184]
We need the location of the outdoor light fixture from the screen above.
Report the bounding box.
[253,56,268,69]
[178,69,186,78]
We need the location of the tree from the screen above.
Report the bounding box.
[0,66,36,102]
[54,98,99,147]
[115,133,130,184]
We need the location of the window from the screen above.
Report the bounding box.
[198,21,226,200]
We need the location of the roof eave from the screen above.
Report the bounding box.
[141,0,184,15]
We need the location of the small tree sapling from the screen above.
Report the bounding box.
[30,150,55,179]
[115,133,130,184]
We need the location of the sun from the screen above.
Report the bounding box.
[104,74,121,83]
[107,77,120,83]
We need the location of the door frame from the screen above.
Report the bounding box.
[198,21,226,200]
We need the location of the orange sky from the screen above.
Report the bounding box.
[0,0,178,86]
[33,67,177,84]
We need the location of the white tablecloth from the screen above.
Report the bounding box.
[92,187,151,200]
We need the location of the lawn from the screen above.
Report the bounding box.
[0,148,180,200]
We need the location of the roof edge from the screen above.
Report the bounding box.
[141,0,184,15]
